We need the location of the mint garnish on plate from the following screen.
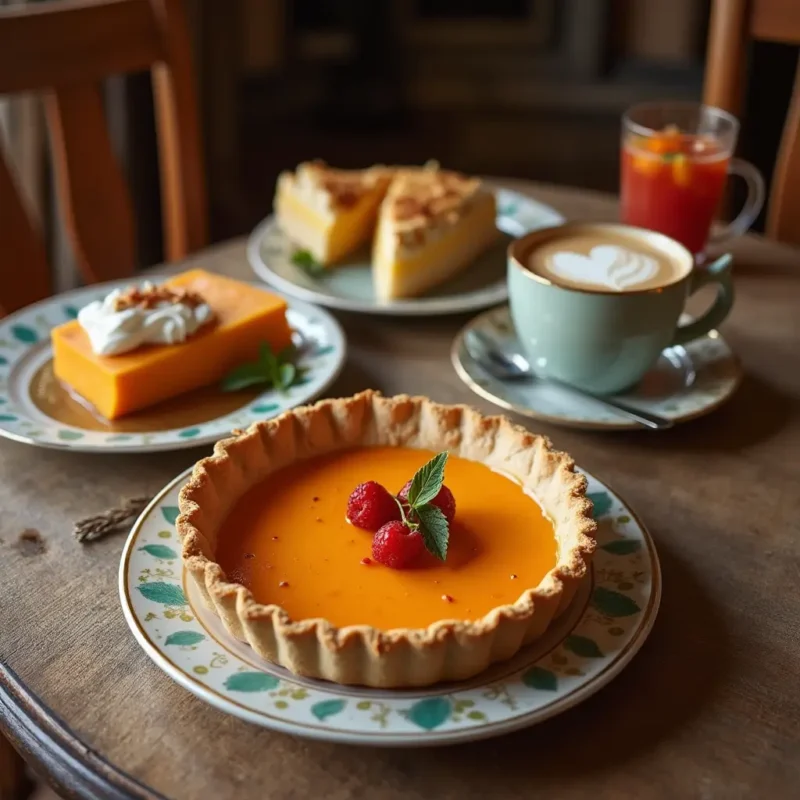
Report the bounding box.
[221,343,305,393]
[291,249,325,277]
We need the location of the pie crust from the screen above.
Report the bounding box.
[178,390,596,688]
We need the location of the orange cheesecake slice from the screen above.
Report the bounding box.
[372,167,499,301]
[51,270,292,420]
[274,160,394,266]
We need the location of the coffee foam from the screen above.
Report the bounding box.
[525,231,687,293]
[548,244,659,291]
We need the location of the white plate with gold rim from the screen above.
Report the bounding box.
[247,189,563,316]
[452,306,742,431]
[119,466,660,745]
[0,279,345,453]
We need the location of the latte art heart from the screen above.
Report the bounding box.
[549,245,659,291]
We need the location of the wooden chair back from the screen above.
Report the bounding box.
[0,0,207,315]
[704,0,800,244]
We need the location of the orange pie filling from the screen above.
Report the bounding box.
[179,390,595,687]
[216,446,558,631]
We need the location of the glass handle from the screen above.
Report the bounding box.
[709,158,766,245]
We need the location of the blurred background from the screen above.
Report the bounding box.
[1,0,797,282]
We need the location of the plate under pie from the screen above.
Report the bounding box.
[120,432,660,744]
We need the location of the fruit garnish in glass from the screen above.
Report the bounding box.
[620,102,764,257]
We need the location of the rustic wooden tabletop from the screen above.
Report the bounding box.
[1,181,799,800]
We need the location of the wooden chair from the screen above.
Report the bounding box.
[0,0,207,315]
[704,0,800,245]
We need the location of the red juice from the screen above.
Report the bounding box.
[620,127,729,255]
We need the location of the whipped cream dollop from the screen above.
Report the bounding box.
[78,282,214,356]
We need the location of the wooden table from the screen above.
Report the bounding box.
[2,182,800,800]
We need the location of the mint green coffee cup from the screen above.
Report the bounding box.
[507,223,734,395]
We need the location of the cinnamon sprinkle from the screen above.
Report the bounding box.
[387,167,482,248]
[304,160,392,210]
[112,284,206,312]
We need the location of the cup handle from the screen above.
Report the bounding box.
[670,254,734,346]
[708,158,765,245]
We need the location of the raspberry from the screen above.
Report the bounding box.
[346,481,401,531]
[398,480,456,524]
[371,521,424,569]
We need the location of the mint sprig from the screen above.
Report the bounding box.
[396,451,450,561]
[291,249,325,277]
[415,503,449,561]
[406,451,448,507]
[221,343,304,393]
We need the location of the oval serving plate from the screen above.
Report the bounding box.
[120,465,660,746]
[0,279,345,453]
[247,188,564,316]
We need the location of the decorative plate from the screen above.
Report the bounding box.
[119,466,660,746]
[247,189,563,316]
[452,306,742,431]
[0,279,346,453]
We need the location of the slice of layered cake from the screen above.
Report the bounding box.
[274,161,393,266]
[372,167,499,300]
[274,160,499,299]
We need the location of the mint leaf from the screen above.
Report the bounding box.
[393,451,451,561]
[221,342,301,392]
[221,362,270,392]
[291,249,317,267]
[276,362,296,390]
[259,342,278,371]
[291,249,325,276]
[407,451,448,508]
[416,503,449,561]
[278,344,297,363]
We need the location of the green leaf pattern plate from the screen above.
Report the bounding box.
[247,189,563,316]
[120,466,661,745]
[452,305,742,430]
[0,278,346,453]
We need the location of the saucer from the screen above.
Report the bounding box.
[120,465,660,745]
[247,189,563,316]
[452,306,741,430]
[0,278,345,453]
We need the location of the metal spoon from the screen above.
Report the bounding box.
[464,330,674,430]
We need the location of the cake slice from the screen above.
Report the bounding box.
[51,270,292,419]
[372,167,499,301]
[274,160,393,266]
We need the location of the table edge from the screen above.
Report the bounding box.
[0,660,165,800]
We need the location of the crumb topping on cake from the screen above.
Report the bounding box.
[383,166,488,250]
[277,160,393,215]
